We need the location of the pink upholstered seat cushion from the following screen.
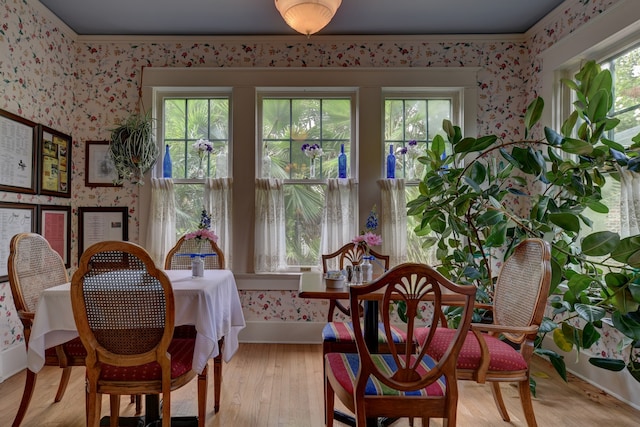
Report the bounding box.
[325,352,446,396]
[99,338,195,381]
[416,327,528,372]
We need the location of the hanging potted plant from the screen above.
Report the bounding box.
[108,111,159,185]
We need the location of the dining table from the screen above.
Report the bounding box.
[27,268,246,426]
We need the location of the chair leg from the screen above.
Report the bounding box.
[54,367,72,402]
[214,338,224,413]
[518,378,538,427]
[325,377,334,427]
[109,395,120,427]
[134,395,142,415]
[490,382,510,422]
[198,365,208,427]
[11,369,37,427]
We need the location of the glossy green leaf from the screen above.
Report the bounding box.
[574,303,606,323]
[524,97,544,131]
[549,212,580,233]
[612,236,640,266]
[581,231,619,256]
[588,357,626,372]
[562,138,594,155]
[581,322,601,348]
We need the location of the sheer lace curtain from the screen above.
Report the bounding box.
[254,178,287,272]
[379,178,407,267]
[321,178,358,262]
[205,177,233,268]
[617,165,640,238]
[146,178,177,266]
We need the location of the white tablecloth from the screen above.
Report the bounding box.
[27,269,246,374]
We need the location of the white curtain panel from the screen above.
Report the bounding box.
[379,178,408,267]
[146,178,177,266]
[617,165,640,238]
[321,178,358,267]
[254,178,287,272]
[205,177,233,268]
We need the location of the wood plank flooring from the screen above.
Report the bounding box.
[0,343,638,426]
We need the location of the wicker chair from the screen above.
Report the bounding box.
[417,238,552,427]
[324,263,477,426]
[71,241,207,427]
[165,235,225,270]
[164,235,225,413]
[7,233,87,427]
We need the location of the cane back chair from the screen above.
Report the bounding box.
[7,233,86,426]
[165,235,225,413]
[418,238,552,427]
[71,241,207,427]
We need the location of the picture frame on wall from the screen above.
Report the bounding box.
[78,206,128,261]
[38,204,72,268]
[0,202,37,281]
[85,140,121,187]
[38,125,72,198]
[0,109,38,195]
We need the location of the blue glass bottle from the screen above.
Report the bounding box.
[386,144,396,179]
[338,143,347,178]
[163,144,172,178]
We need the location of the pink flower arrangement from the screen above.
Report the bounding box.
[185,228,218,243]
[352,232,382,255]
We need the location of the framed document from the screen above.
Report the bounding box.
[85,140,121,187]
[38,204,72,268]
[0,109,38,194]
[0,202,37,281]
[78,206,128,260]
[38,125,72,198]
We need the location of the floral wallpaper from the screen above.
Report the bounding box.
[0,0,624,355]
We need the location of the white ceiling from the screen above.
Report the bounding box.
[38,0,566,37]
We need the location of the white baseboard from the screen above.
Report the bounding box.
[542,335,639,411]
[239,321,325,344]
[0,342,26,383]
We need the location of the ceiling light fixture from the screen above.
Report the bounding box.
[275,0,342,37]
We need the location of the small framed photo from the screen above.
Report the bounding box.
[0,202,37,281]
[78,206,128,261]
[85,140,121,187]
[0,109,38,195]
[38,125,72,198]
[38,204,72,268]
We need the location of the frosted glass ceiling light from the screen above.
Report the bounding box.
[275,0,342,37]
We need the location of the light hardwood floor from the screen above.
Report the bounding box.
[1,343,638,427]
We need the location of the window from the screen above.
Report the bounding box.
[383,93,456,263]
[162,95,230,237]
[258,94,354,268]
[581,44,640,237]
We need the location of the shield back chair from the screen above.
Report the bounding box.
[8,233,87,427]
[165,235,225,413]
[324,263,477,426]
[418,238,552,427]
[71,241,207,427]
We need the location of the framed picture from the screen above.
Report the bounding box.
[38,204,72,268]
[78,206,128,260]
[0,109,38,194]
[0,202,37,281]
[85,140,121,187]
[38,125,72,198]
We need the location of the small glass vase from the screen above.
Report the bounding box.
[361,256,373,283]
[309,157,317,178]
[191,255,204,278]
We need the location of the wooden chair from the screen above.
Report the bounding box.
[165,235,225,270]
[165,235,225,413]
[7,233,87,427]
[324,263,476,426]
[71,241,207,427]
[417,238,552,427]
